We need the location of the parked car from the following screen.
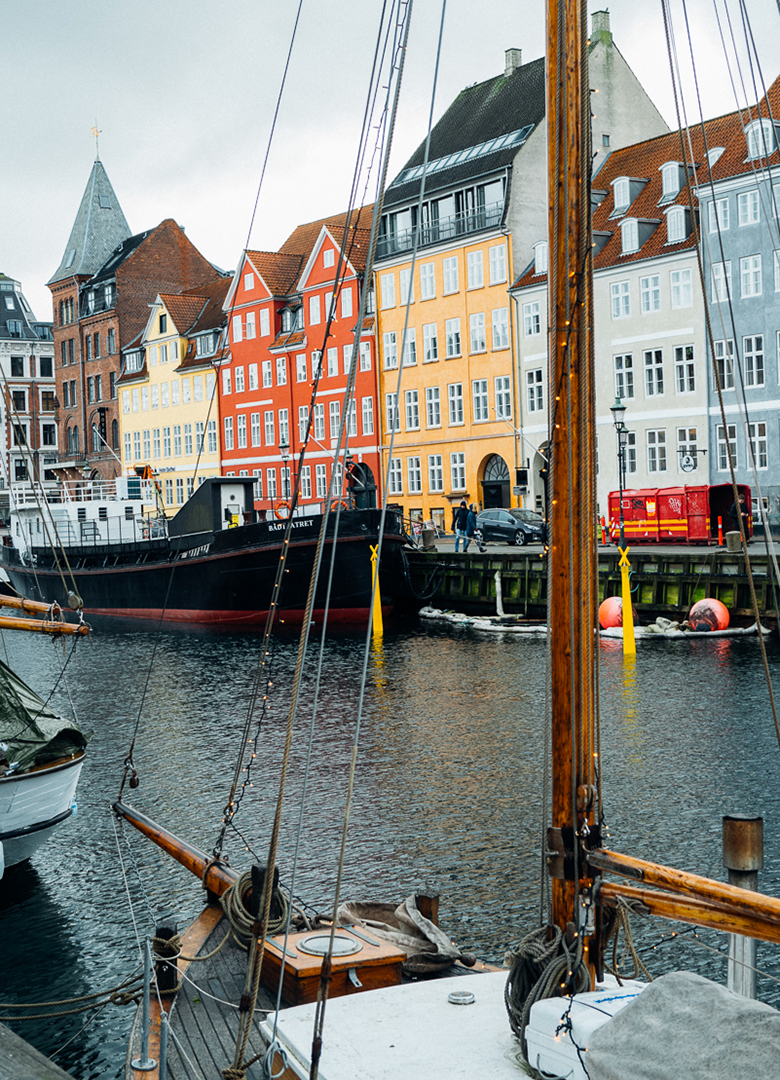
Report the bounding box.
[474,508,546,546]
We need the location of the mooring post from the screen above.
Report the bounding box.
[722,814,763,998]
[131,938,157,1071]
[154,919,179,993]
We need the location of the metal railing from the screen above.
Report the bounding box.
[377,203,504,259]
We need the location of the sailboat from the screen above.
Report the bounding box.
[113,1,780,1078]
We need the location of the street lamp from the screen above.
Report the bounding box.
[279,440,290,499]
[610,397,629,546]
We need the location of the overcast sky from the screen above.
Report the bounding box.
[3,0,779,321]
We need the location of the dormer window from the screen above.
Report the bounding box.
[195,334,214,357]
[666,205,686,243]
[533,241,548,275]
[660,162,682,202]
[746,118,776,160]
[613,177,630,213]
[281,308,293,332]
[707,147,725,169]
[86,290,95,314]
[620,218,639,254]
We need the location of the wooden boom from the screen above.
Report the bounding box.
[113,800,238,897]
[0,614,89,635]
[0,594,65,615]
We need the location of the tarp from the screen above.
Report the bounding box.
[335,895,463,975]
[587,970,780,1080]
[0,658,88,774]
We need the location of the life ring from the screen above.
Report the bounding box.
[330,499,348,512]
[274,500,291,519]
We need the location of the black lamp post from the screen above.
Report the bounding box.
[610,396,628,546]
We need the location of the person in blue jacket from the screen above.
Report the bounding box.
[453,500,469,551]
[464,503,485,552]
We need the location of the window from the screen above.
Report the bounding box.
[313,403,325,440]
[248,363,258,390]
[171,381,180,405]
[341,287,353,318]
[361,396,374,435]
[267,469,277,499]
[388,459,403,495]
[152,428,161,459]
[626,431,637,473]
[264,411,275,445]
[141,387,149,411]
[472,379,489,420]
[740,254,762,297]
[407,457,422,493]
[445,318,461,358]
[469,313,486,353]
[448,383,464,425]
[717,423,737,470]
[297,406,309,443]
[423,323,438,362]
[237,414,247,449]
[315,463,327,498]
[743,335,764,386]
[165,427,173,458]
[675,345,695,393]
[174,425,182,456]
[276,357,287,385]
[467,250,484,289]
[450,452,466,491]
[621,218,639,253]
[714,339,735,389]
[661,162,680,198]
[425,386,441,427]
[244,271,254,291]
[399,267,414,304]
[666,207,686,243]
[224,416,234,451]
[93,332,100,358]
[262,360,273,387]
[533,241,548,276]
[311,351,322,379]
[300,465,312,499]
[383,331,398,369]
[442,256,458,294]
[712,261,732,302]
[143,429,151,458]
[613,176,630,212]
[232,314,242,343]
[489,243,507,284]
[491,308,509,350]
[359,342,371,370]
[12,389,26,412]
[184,423,193,455]
[746,118,775,159]
[428,454,444,493]
[249,412,260,447]
[402,328,417,366]
[709,198,729,233]
[194,376,203,402]
[42,422,56,446]
[385,393,400,432]
[327,347,338,377]
[131,387,139,412]
[41,389,55,411]
[420,262,435,299]
[122,390,131,415]
[326,401,338,439]
[677,427,698,471]
[647,429,667,472]
[523,301,541,336]
[611,281,630,318]
[644,349,664,396]
[160,381,169,407]
[405,389,420,430]
[296,354,308,382]
[738,190,760,226]
[245,312,256,340]
[495,375,512,419]
[133,431,140,460]
[748,422,768,468]
[222,368,232,395]
[234,366,244,393]
[259,308,270,336]
[670,268,692,308]
[323,248,335,269]
[380,274,396,309]
[527,369,544,412]
[208,420,217,454]
[640,275,661,313]
[278,408,289,445]
[280,466,291,498]
[309,294,321,325]
[614,354,634,399]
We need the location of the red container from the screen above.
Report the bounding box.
[606,484,751,544]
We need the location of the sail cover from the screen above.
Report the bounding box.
[0,658,88,774]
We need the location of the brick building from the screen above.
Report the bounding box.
[49,157,219,481]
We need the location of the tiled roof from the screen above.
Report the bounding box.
[279,206,374,256]
[86,230,151,285]
[270,329,306,350]
[181,276,231,334]
[177,343,229,372]
[324,225,372,272]
[158,293,207,334]
[49,160,132,284]
[244,251,305,296]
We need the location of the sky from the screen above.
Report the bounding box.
[3,0,780,321]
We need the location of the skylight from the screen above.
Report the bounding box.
[395,125,534,185]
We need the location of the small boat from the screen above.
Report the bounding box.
[0,600,90,877]
[1,475,407,625]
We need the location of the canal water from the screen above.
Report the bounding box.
[2,618,780,1078]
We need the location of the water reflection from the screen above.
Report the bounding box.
[0,625,779,1077]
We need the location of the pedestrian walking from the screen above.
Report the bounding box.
[464,504,485,552]
[453,500,469,551]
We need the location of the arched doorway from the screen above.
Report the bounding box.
[481,454,510,509]
[348,462,377,509]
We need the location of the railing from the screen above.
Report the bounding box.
[12,479,121,506]
[377,203,504,259]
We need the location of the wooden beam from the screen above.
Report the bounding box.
[0,614,89,635]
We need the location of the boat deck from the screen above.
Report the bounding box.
[0,1022,77,1080]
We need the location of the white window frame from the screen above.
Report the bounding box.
[640,274,661,314]
[646,429,667,473]
[610,280,630,319]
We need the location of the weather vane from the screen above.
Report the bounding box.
[91,121,102,161]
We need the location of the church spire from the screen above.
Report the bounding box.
[48,159,131,285]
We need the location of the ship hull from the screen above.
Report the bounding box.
[0,755,84,870]
[1,509,407,626]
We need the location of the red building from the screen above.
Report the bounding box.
[220,209,380,516]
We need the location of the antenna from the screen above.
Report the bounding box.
[91,121,102,161]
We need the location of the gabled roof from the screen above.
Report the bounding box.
[0,274,48,342]
[244,251,306,297]
[181,277,231,334]
[297,224,372,292]
[384,58,546,209]
[279,206,374,256]
[86,230,151,286]
[157,293,208,335]
[49,160,131,285]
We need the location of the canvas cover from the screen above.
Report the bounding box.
[335,895,462,975]
[0,658,87,774]
[587,970,780,1080]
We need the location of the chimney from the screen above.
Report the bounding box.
[504,48,522,77]
[591,10,613,45]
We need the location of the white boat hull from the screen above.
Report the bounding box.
[0,754,85,872]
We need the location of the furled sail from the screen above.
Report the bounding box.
[0,659,89,774]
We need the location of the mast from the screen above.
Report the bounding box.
[546,0,599,955]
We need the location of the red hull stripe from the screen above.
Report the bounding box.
[83,605,388,626]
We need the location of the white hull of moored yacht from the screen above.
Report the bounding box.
[0,754,85,872]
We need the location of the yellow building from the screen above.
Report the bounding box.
[117,278,229,515]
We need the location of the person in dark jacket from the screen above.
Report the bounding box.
[453,500,469,551]
[730,493,749,536]
[464,504,485,552]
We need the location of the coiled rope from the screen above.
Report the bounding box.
[504,925,590,1060]
[603,896,653,984]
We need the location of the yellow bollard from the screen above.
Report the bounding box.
[618,545,635,655]
[370,543,383,637]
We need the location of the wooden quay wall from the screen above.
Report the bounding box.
[400,547,779,627]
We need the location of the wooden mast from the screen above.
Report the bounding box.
[547,0,598,956]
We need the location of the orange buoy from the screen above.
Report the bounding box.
[598,596,624,629]
[688,598,729,631]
